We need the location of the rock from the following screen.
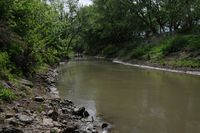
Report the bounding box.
[0,107,4,112]
[73,107,85,117]
[16,114,34,124]
[42,118,54,127]
[0,81,11,89]
[0,127,23,133]
[13,101,21,107]
[47,109,59,121]
[61,120,68,124]
[91,128,98,133]
[41,111,46,115]
[86,124,97,133]
[5,113,14,119]
[46,71,57,84]
[18,79,34,88]
[61,108,70,114]
[32,113,38,118]
[73,107,89,118]
[102,123,108,129]
[47,110,54,115]
[12,107,19,113]
[53,121,61,127]
[48,86,60,98]
[50,127,61,133]
[87,127,98,133]
[48,86,59,95]
[102,130,108,133]
[83,111,89,117]
[24,110,34,115]
[5,118,20,126]
[34,96,44,102]
[61,99,73,106]
[61,127,77,133]
[19,85,31,91]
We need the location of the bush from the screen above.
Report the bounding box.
[0,52,9,70]
[164,36,188,54]
[42,49,59,65]
[0,84,15,102]
[102,44,119,57]
[0,52,15,80]
[131,45,151,59]
[186,35,200,50]
[149,44,167,60]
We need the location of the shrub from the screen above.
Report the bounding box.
[0,52,9,70]
[131,45,151,59]
[0,52,15,80]
[42,48,59,65]
[102,44,119,57]
[0,84,15,102]
[186,35,200,50]
[149,44,167,60]
[164,36,188,54]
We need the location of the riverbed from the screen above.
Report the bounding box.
[57,60,200,133]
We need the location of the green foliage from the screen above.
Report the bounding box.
[104,34,200,68]
[130,45,151,59]
[102,44,119,57]
[0,52,9,70]
[149,44,167,60]
[0,85,15,102]
[0,0,200,81]
[0,70,15,81]
[0,0,81,77]
[164,36,189,54]
[42,49,59,65]
[0,52,15,80]
[77,0,200,60]
[185,35,200,50]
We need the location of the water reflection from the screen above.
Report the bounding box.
[57,60,200,133]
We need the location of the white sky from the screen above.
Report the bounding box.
[79,0,92,6]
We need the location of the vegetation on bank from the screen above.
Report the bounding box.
[74,0,200,68]
[0,84,15,102]
[0,0,81,102]
[1,0,200,101]
[104,35,200,68]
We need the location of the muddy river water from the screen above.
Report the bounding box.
[57,60,200,133]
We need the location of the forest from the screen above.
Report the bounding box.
[0,0,200,100]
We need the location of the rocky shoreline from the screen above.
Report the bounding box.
[0,65,111,133]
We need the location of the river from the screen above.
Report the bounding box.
[56,60,200,133]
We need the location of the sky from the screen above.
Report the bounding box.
[79,0,92,6]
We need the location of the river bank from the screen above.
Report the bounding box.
[94,56,200,76]
[113,59,200,76]
[0,63,110,133]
